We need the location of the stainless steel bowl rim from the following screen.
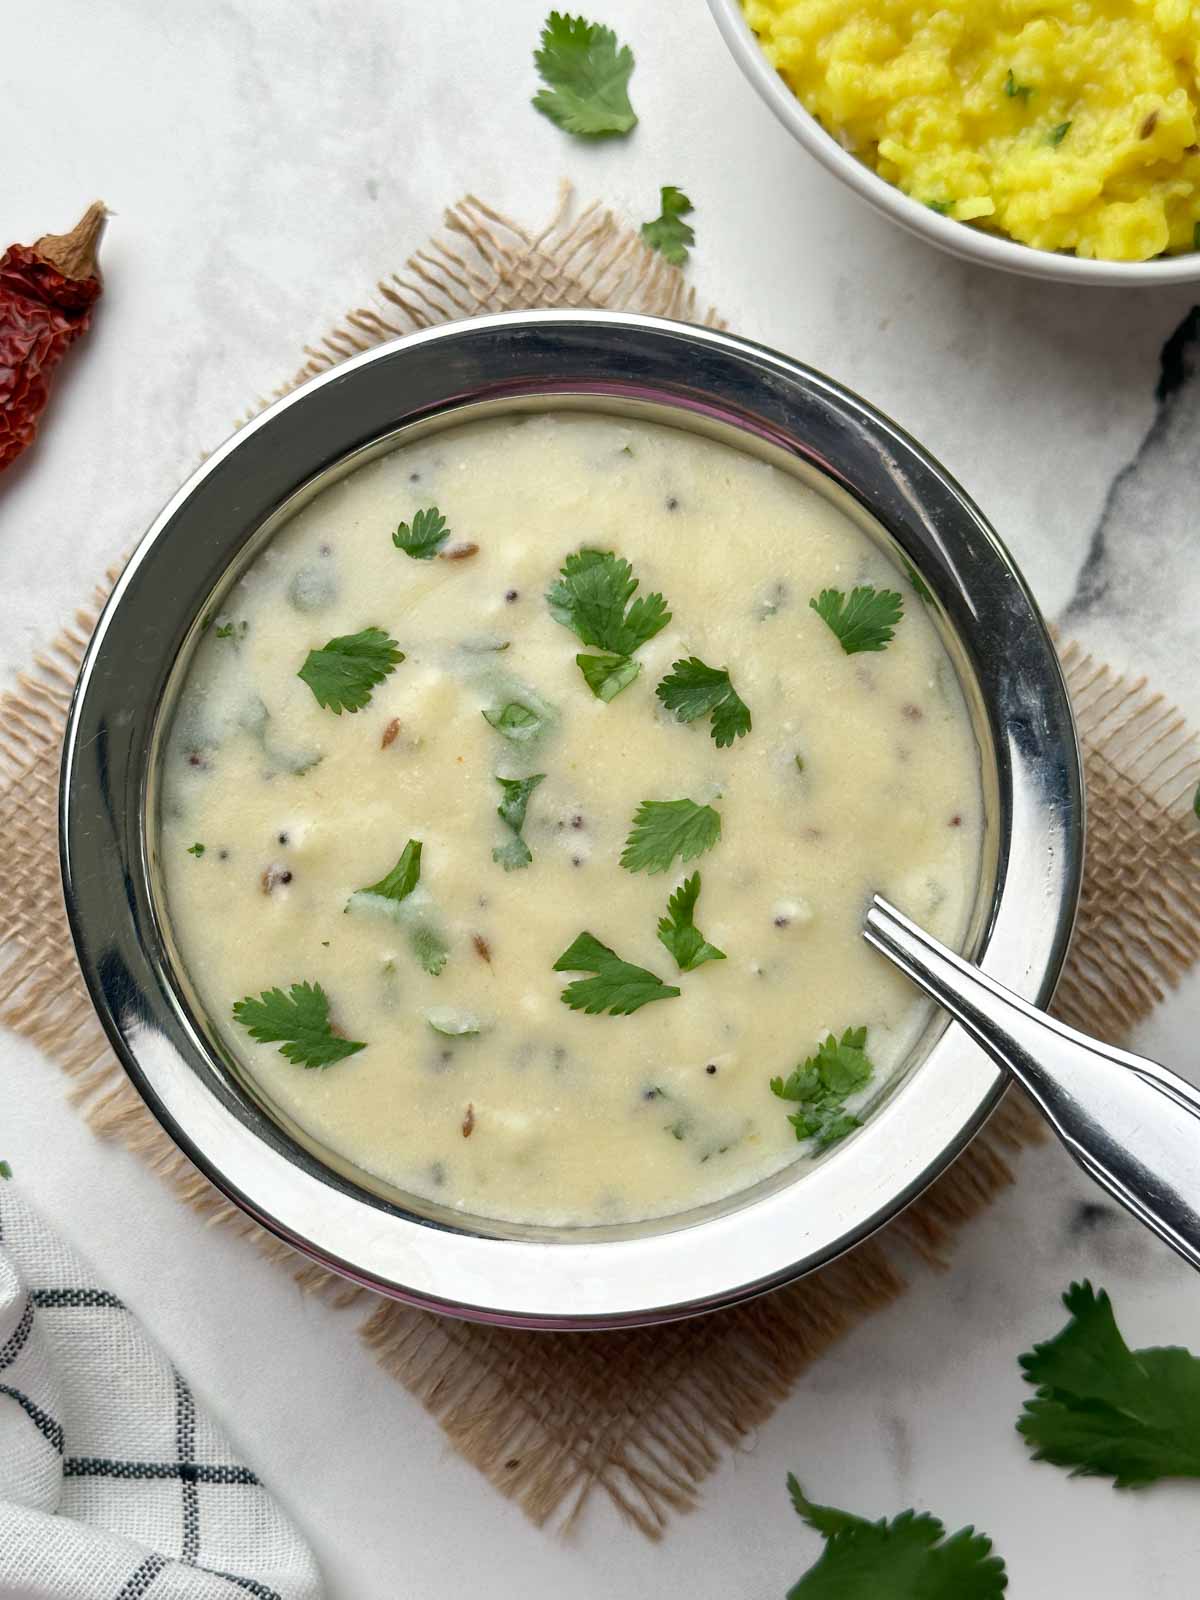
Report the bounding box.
[707,0,1200,288]
[60,311,1084,1328]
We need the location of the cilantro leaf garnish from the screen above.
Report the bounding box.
[393,505,450,560]
[0,1160,11,1180]
[655,657,751,747]
[640,185,695,266]
[411,924,449,977]
[186,842,205,858]
[771,1027,874,1149]
[494,773,546,871]
[553,931,680,1016]
[1017,1281,1200,1486]
[576,650,641,702]
[532,12,637,138]
[621,798,721,875]
[482,700,550,743]
[358,838,422,902]
[298,627,404,713]
[233,981,366,1069]
[657,873,725,971]
[810,586,903,655]
[547,549,669,699]
[1047,120,1072,146]
[785,1477,1007,1597]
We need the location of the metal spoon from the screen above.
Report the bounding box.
[865,894,1200,1273]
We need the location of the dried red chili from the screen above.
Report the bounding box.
[1,202,107,473]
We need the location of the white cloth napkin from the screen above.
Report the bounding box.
[0,1186,323,1600]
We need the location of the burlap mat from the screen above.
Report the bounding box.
[4,192,1200,1539]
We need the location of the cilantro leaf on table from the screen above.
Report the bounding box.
[483,700,551,743]
[771,1027,874,1149]
[785,1477,1007,1598]
[531,12,637,138]
[553,931,680,1016]
[0,1161,11,1180]
[547,549,669,699]
[233,982,366,1069]
[576,650,642,702]
[358,838,422,903]
[657,873,726,971]
[810,587,903,655]
[393,506,450,560]
[1017,1281,1200,1486]
[298,627,404,713]
[493,772,546,871]
[655,656,751,747]
[640,186,695,266]
[620,798,721,875]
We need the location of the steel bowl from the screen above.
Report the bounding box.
[60,312,1083,1329]
[707,0,1200,288]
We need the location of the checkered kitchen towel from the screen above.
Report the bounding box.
[0,1187,322,1599]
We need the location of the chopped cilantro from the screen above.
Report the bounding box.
[640,185,695,266]
[810,586,903,655]
[657,873,726,971]
[547,549,670,700]
[532,12,637,138]
[1193,779,1199,819]
[1004,69,1032,101]
[411,924,449,977]
[186,842,205,858]
[214,623,235,639]
[298,627,404,714]
[482,700,550,743]
[786,1477,1007,1597]
[553,931,680,1015]
[1047,121,1072,146]
[927,201,952,216]
[771,1027,874,1148]
[655,657,751,747]
[393,505,450,560]
[1018,1280,1200,1486]
[0,1160,11,1180]
[426,1006,486,1037]
[358,839,422,903]
[493,772,546,871]
[233,981,366,1069]
[576,650,642,702]
[620,798,721,875]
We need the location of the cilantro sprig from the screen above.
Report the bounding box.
[233,982,366,1069]
[640,185,695,266]
[298,627,404,713]
[357,838,422,903]
[494,773,546,871]
[532,12,637,138]
[771,1027,874,1149]
[547,549,670,701]
[786,1477,1007,1597]
[810,586,903,655]
[657,873,725,971]
[620,798,721,875]
[553,931,680,1016]
[655,657,751,747]
[393,506,450,560]
[1018,1281,1200,1487]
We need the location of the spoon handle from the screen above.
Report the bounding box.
[865,894,1200,1273]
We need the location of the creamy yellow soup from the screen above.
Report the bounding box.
[160,413,982,1227]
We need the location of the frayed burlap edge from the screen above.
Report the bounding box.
[3,192,1199,1540]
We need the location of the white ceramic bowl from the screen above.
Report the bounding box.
[708,0,1200,287]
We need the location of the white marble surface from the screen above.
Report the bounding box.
[4,1,1200,1594]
